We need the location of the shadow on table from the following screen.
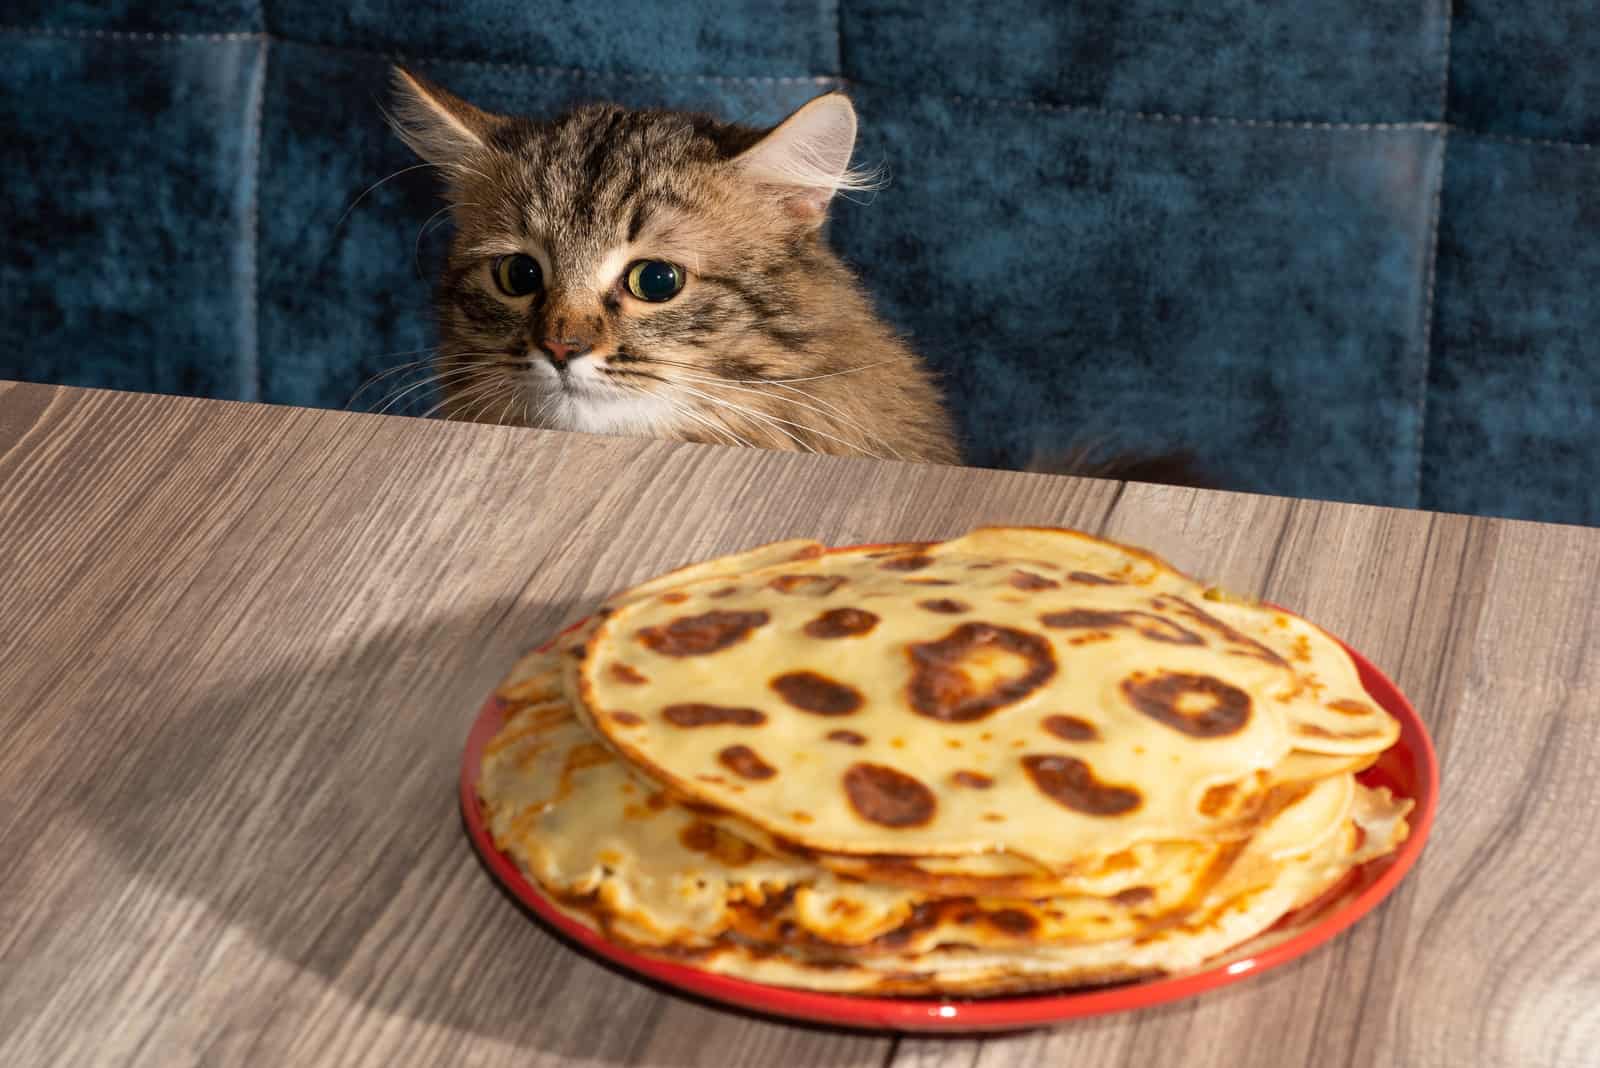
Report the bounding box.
[72,592,1206,1062]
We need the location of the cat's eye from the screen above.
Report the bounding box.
[625,260,684,303]
[493,254,543,297]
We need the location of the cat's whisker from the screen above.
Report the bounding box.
[369,365,494,416]
[364,348,518,408]
[335,163,440,233]
[656,394,752,448]
[415,203,479,280]
[656,367,904,461]
[670,382,885,458]
[496,392,521,426]
[745,358,912,385]
[667,384,811,453]
[689,411,753,449]
[346,355,443,408]
[463,382,513,424]
[416,374,503,420]
[626,353,911,387]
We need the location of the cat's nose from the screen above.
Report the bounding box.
[539,337,592,367]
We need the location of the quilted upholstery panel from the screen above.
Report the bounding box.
[0,34,265,400]
[1424,136,1600,524]
[1449,1,1600,142]
[842,0,1448,122]
[837,90,1440,504]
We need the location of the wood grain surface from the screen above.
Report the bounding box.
[2,381,1596,1068]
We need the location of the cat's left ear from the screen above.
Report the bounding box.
[733,92,877,226]
[388,66,505,169]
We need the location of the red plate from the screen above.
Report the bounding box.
[460,609,1437,1032]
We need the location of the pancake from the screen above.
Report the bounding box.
[576,531,1397,868]
[477,525,1413,996]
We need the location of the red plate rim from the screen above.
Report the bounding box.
[459,556,1439,1032]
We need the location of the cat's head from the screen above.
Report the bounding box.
[388,68,883,440]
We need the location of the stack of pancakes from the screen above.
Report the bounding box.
[477,527,1411,995]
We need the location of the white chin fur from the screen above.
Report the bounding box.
[530,357,680,437]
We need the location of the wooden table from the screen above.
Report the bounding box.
[3,382,1596,1068]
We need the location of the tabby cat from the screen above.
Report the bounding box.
[389,67,957,464]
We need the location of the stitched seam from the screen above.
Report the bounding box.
[1415,134,1448,508]
[1463,130,1600,151]
[1437,0,1453,119]
[9,22,1600,147]
[245,37,268,403]
[0,25,263,42]
[1415,0,1453,507]
[946,93,1442,131]
[831,0,844,79]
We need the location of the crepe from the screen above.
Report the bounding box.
[477,526,1412,996]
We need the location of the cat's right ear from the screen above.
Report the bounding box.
[387,67,502,168]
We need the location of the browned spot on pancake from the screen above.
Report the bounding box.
[843,763,937,827]
[1123,671,1251,737]
[562,742,612,776]
[1113,886,1155,907]
[1198,782,1239,817]
[1009,570,1060,591]
[986,908,1038,935]
[769,574,847,597]
[967,562,998,570]
[679,820,761,866]
[660,591,688,604]
[610,711,644,726]
[945,738,963,749]
[982,812,1006,822]
[638,610,768,656]
[791,811,815,824]
[609,663,647,685]
[919,598,970,614]
[1157,596,1289,667]
[771,671,864,716]
[718,745,776,780]
[826,729,867,746]
[709,585,740,599]
[1298,722,1381,740]
[1043,714,1100,742]
[952,770,994,789]
[1022,754,1142,816]
[879,553,934,572]
[679,799,727,817]
[1101,850,1137,873]
[804,607,878,639]
[1068,632,1114,646]
[906,622,1057,723]
[678,821,717,853]
[1068,571,1123,586]
[646,791,672,812]
[662,703,767,727]
[1329,698,1374,716]
[1040,608,1204,645]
